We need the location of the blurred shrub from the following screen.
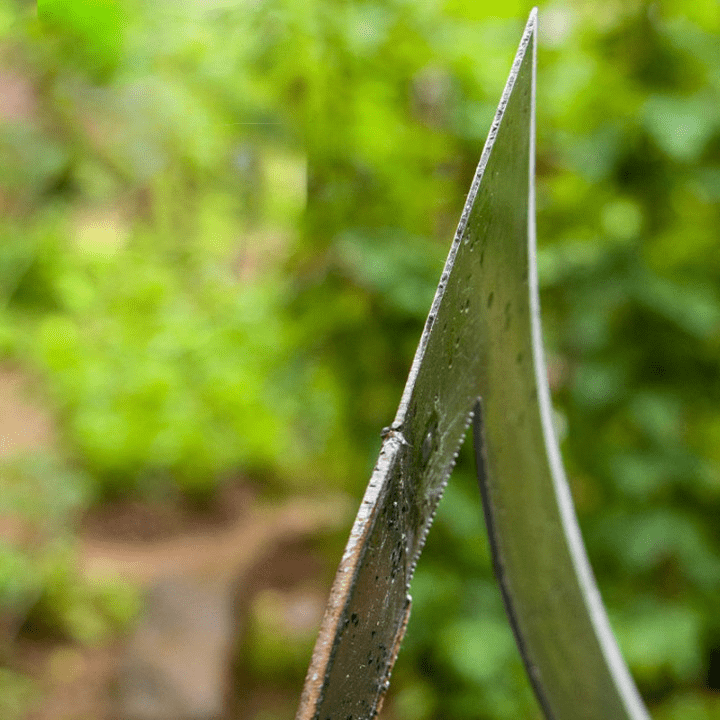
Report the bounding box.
[0,452,139,644]
[0,667,38,720]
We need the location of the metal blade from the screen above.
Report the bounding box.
[296,10,650,720]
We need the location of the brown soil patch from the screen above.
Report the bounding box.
[79,481,257,543]
[11,489,351,720]
[0,365,354,720]
[0,365,54,459]
[79,491,350,586]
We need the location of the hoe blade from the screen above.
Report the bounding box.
[296,10,649,720]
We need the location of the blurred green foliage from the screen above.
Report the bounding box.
[0,453,139,644]
[0,667,38,720]
[1,0,719,718]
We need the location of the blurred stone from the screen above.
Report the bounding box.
[113,577,235,720]
[0,69,37,122]
[0,367,54,459]
[93,497,349,720]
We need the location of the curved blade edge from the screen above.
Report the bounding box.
[295,9,650,720]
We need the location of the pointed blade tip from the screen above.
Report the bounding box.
[525,8,538,36]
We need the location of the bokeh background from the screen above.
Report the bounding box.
[1,0,719,718]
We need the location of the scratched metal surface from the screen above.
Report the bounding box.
[296,10,649,720]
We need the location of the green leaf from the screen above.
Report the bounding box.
[643,93,719,162]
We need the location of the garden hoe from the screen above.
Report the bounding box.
[295,11,651,720]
